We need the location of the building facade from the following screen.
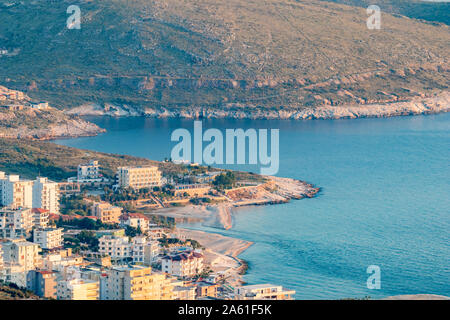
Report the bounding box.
[117,166,162,189]
[234,284,295,300]
[104,266,175,300]
[32,177,60,213]
[26,270,58,299]
[33,227,63,250]
[91,202,122,224]
[161,251,204,278]
[0,173,33,209]
[77,160,100,181]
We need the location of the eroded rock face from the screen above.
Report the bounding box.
[67,91,449,120]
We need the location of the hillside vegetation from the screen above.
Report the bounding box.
[0,0,448,112]
[0,138,263,183]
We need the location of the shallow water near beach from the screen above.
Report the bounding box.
[54,113,450,299]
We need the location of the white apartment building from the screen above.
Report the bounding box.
[1,239,42,270]
[120,213,150,233]
[98,235,160,264]
[0,173,33,209]
[234,284,296,300]
[116,166,162,189]
[0,207,34,239]
[0,239,42,286]
[131,236,160,264]
[33,227,63,250]
[77,160,100,181]
[161,251,204,278]
[32,177,60,213]
[98,235,131,261]
[32,208,49,229]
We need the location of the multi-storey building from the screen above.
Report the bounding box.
[33,227,63,250]
[161,251,204,278]
[98,235,131,261]
[57,278,99,300]
[0,207,34,239]
[1,239,42,287]
[120,213,150,233]
[131,236,160,264]
[116,166,161,189]
[91,202,122,224]
[0,173,33,208]
[98,235,160,264]
[77,160,100,181]
[104,266,175,300]
[234,284,296,300]
[32,177,60,213]
[26,270,58,299]
[32,208,49,229]
[42,248,84,272]
[2,239,42,270]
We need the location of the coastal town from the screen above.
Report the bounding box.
[0,159,317,300]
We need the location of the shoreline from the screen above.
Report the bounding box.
[176,228,254,287]
[148,176,320,286]
[67,91,449,121]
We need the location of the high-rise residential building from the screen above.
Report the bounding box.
[0,207,34,239]
[77,160,100,181]
[32,177,60,213]
[234,284,296,300]
[0,173,33,209]
[116,166,162,189]
[161,251,204,278]
[104,266,176,300]
[91,202,122,224]
[57,278,99,300]
[33,227,63,250]
[26,270,58,299]
[1,239,42,270]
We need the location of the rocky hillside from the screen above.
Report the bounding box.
[0,0,448,115]
[0,86,104,139]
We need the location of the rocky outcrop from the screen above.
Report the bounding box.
[0,117,105,140]
[67,91,449,120]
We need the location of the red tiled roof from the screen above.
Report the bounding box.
[32,208,49,213]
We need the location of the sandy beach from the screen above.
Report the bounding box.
[176,228,253,287]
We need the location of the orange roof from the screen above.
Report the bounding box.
[32,208,49,213]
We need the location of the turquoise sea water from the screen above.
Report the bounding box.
[54,113,450,299]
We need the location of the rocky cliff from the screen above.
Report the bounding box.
[67,91,449,120]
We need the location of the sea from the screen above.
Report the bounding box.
[54,113,450,299]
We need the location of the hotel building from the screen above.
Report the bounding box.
[116,166,162,190]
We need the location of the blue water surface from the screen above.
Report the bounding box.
[54,113,450,299]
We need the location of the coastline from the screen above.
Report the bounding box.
[148,176,320,285]
[176,228,254,287]
[66,91,449,121]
